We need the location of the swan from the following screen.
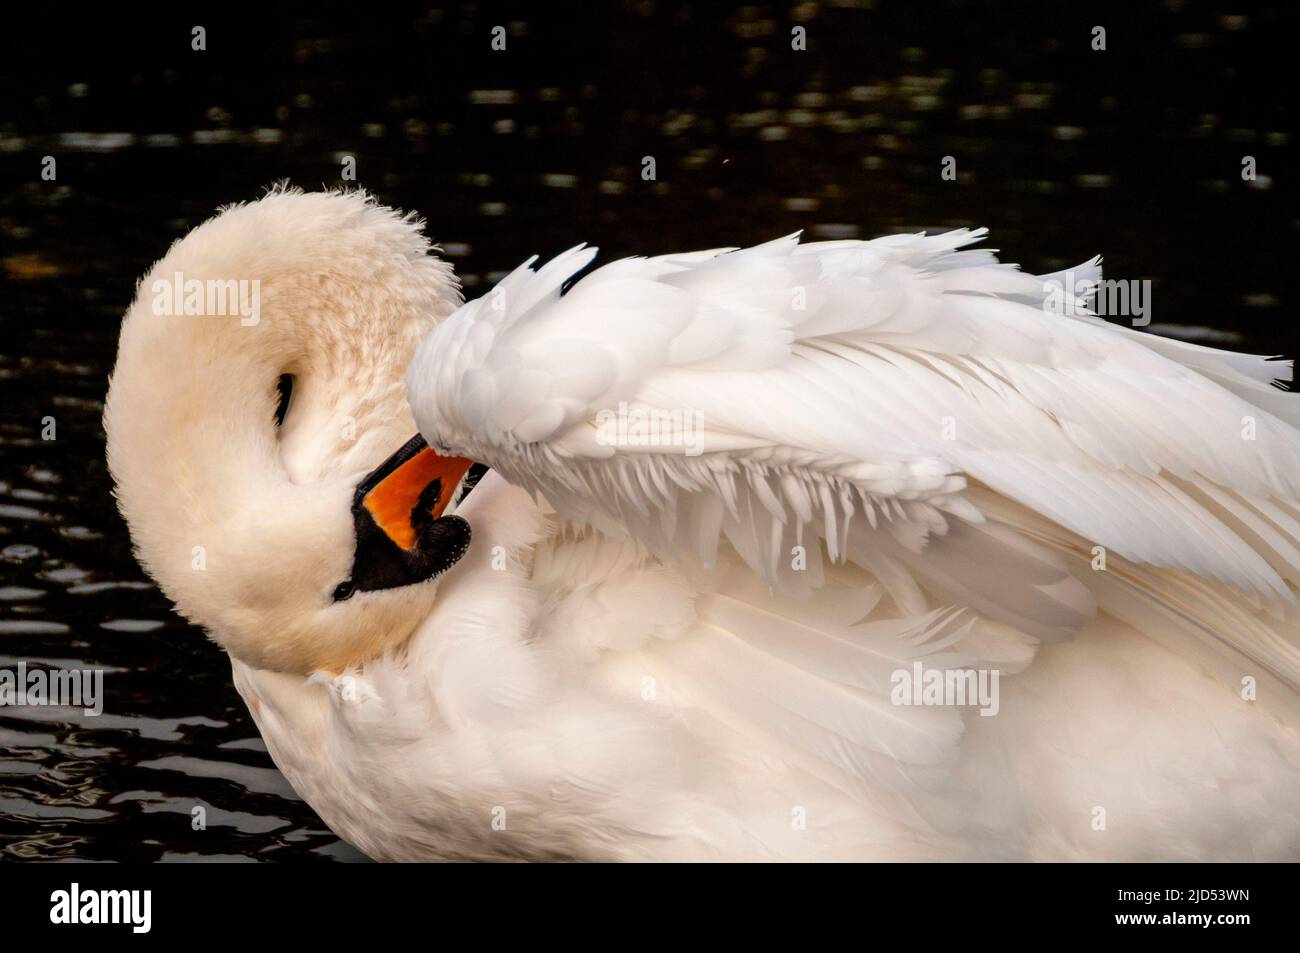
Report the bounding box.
[105,188,1300,861]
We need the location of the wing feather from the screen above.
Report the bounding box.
[409,228,1300,796]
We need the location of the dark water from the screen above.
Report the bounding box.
[0,2,1295,861]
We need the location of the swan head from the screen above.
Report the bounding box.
[105,188,470,675]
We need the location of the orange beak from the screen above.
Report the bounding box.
[360,438,474,550]
[334,434,477,600]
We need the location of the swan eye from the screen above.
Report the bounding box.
[274,373,294,428]
[332,580,356,602]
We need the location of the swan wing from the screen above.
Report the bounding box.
[375,231,1300,838]
[411,230,1300,586]
[407,230,1300,732]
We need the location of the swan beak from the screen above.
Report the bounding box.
[339,435,475,598]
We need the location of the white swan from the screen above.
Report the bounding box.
[105,188,1300,861]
